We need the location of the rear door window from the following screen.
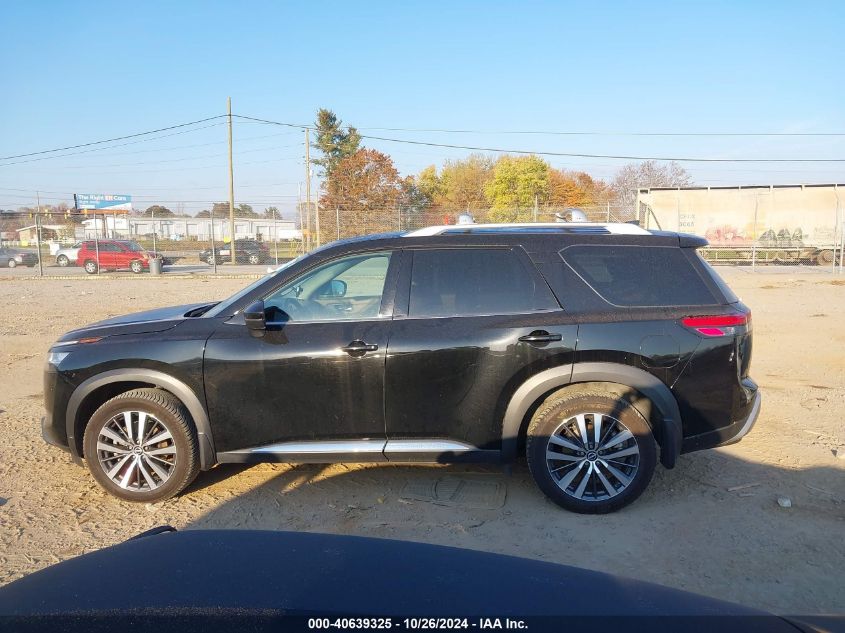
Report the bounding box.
[560,245,718,307]
[408,248,557,317]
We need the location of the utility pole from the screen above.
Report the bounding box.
[304,128,312,251]
[297,182,304,253]
[533,194,539,223]
[272,205,279,265]
[315,200,321,247]
[227,97,236,264]
[35,192,43,277]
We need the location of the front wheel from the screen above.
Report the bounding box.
[82,388,200,503]
[7,259,16,268]
[83,260,98,274]
[248,253,260,265]
[130,260,144,274]
[526,390,657,514]
[57,255,69,267]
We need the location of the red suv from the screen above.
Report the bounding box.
[78,240,150,274]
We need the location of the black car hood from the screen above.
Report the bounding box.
[58,302,213,340]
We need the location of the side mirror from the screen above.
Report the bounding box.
[243,300,266,337]
[331,279,347,297]
[318,279,347,298]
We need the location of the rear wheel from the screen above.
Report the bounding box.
[816,250,834,266]
[206,254,218,266]
[83,260,98,274]
[7,259,16,268]
[526,390,657,514]
[248,253,260,265]
[82,388,199,503]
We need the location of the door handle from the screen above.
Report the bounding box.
[519,330,562,344]
[341,340,379,355]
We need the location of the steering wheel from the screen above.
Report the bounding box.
[278,297,309,321]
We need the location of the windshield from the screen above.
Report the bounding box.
[204,255,304,317]
[125,241,144,251]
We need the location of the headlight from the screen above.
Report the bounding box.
[47,351,69,367]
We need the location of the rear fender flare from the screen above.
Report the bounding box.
[65,369,216,469]
[501,362,682,468]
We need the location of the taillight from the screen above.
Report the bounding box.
[681,312,749,337]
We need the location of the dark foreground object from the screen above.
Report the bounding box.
[0,529,838,633]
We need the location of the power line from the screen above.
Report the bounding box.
[0,115,227,161]
[231,114,845,163]
[360,134,845,163]
[0,122,227,167]
[355,126,845,137]
[0,182,301,194]
[13,128,301,163]
[230,115,845,137]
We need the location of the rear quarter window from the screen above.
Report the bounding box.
[560,244,719,307]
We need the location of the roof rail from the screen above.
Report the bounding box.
[404,222,650,237]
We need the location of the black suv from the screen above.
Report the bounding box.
[42,223,759,513]
[199,239,269,265]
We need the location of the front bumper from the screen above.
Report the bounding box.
[41,415,69,452]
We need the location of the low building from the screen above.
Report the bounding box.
[16,224,68,242]
[78,216,301,241]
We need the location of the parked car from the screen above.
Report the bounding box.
[0,247,38,268]
[41,223,759,513]
[120,240,171,266]
[57,240,168,267]
[76,240,150,274]
[199,239,270,265]
[55,242,83,267]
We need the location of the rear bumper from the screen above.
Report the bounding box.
[716,389,762,447]
[681,380,761,453]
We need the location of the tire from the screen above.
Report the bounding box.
[57,255,69,267]
[526,389,657,514]
[130,260,144,274]
[82,388,200,503]
[816,250,834,266]
[206,255,217,266]
[7,259,16,268]
[83,260,98,274]
[248,253,260,265]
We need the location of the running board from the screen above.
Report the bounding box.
[216,439,500,464]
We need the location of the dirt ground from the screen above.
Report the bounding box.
[0,270,843,614]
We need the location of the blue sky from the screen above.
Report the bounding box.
[2,0,843,216]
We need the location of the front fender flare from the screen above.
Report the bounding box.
[501,362,682,468]
[65,369,216,470]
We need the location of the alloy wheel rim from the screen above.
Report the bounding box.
[545,412,640,501]
[96,410,177,492]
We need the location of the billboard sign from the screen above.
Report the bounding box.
[75,194,132,212]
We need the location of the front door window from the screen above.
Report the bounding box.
[264,252,393,323]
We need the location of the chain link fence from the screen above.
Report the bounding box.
[4,190,843,276]
[1,210,304,276]
[311,204,633,244]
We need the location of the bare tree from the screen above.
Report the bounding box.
[611,161,693,216]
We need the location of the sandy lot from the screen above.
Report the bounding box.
[0,270,843,614]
